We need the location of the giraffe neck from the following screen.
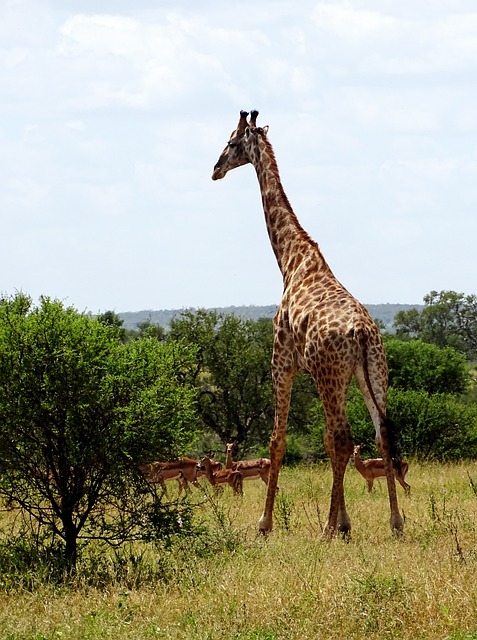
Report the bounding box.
[250,136,328,278]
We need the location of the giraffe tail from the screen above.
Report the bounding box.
[356,326,403,476]
[383,415,404,477]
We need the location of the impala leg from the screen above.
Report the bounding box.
[399,477,411,495]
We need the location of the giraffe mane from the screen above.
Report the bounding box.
[260,135,315,246]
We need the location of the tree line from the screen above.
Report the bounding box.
[0,289,476,571]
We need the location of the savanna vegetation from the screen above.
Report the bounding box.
[1,289,477,638]
[1,463,477,639]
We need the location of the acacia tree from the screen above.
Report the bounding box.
[169,310,275,454]
[0,294,198,571]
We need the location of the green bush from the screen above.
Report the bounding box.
[384,338,469,395]
[306,383,477,461]
[388,388,477,460]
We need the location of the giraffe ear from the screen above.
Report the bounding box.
[262,125,269,135]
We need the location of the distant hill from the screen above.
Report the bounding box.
[118,303,423,332]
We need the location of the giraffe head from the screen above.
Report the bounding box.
[212,110,268,180]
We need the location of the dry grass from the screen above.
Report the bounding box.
[1,462,477,639]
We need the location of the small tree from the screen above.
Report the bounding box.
[0,294,198,571]
[393,290,477,359]
[136,320,167,342]
[169,310,275,454]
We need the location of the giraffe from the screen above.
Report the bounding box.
[212,110,404,538]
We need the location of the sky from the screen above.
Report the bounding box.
[2,0,477,315]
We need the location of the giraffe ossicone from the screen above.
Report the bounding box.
[212,110,404,538]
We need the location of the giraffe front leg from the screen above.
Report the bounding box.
[259,364,295,535]
[258,431,284,534]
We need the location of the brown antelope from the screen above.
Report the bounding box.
[201,455,243,495]
[197,458,222,481]
[225,442,270,485]
[138,457,200,495]
[353,444,410,495]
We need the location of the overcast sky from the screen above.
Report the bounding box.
[2,0,477,314]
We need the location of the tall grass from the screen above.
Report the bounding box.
[1,462,477,639]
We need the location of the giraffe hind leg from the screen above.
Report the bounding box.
[322,409,354,538]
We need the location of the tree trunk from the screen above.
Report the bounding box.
[62,516,78,573]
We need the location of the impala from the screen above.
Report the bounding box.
[201,455,243,495]
[353,444,410,495]
[138,457,200,495]
[197,458,222,481]
[225,442,270,485]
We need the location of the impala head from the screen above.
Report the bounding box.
[353,444,363,456]
[212,109,269,181]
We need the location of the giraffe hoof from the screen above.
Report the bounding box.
[258,514,272,535]
[338,526,352,543]
[392,526,404,538]
[391,513,404,537]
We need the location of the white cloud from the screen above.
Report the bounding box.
[59,14,140,57]
[312,2,402,40]
[2,0,477,311]
[55,12,239,111]
[64,120,87,132]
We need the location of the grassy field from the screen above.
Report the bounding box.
[1,461,477,639]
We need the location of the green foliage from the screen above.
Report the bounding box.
[96,310,126,343]
[135,321,167,341]
[306,381,477,461]
[169,310,275,454]
[394,290,477,359]
[168,310,318,457]
[0,294,199,570]
[388,388,477,461]
[385,337,470,395]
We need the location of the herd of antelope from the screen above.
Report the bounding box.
[138,442,271,496]
[139,442,410,497]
